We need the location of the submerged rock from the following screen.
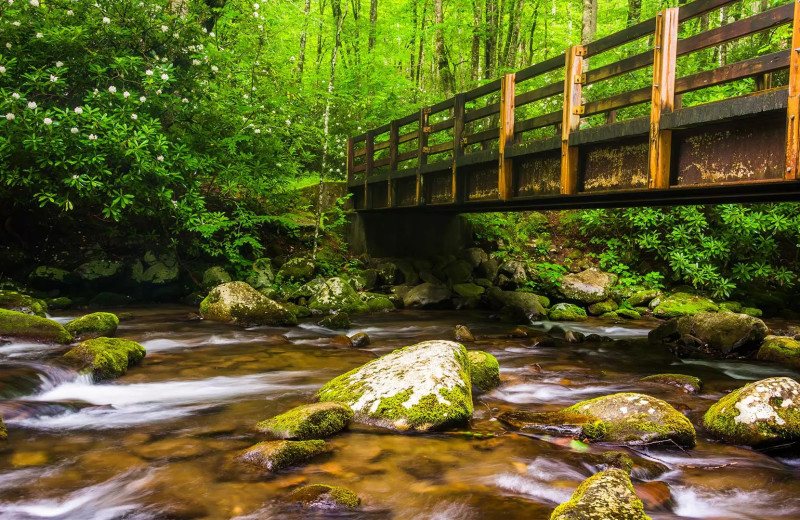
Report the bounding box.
[0,415,6,440]
[65,312,119,340]
[350,332,370,348]
[649,312,768,357]
[468,351,500,392]
[0,309,72,344]
[285,484,361,511]
[549,303,588,322]
[558,269,617,304]
[307,278,367,314]
[315,340,472,431]
[318,312,351,330]
[236,440,326,472]
[756,336,800,368]
[454,324,474,342]
[256,402,353,440]
[403,283,451,308]
[652,292,718,318]
[640,374,702,394]
[199,282,297,326]
[703,377,800,447]
[550,469,651,520]
[0,291,48,317]
[62,337,146,380]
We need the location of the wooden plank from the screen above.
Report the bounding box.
[372,122,391,135]
[396,112,419,126]
[787,0,800,181]
[353,163,367,173]
[427,118,455,133]
[514,111,562,134]
[582,86,651,116]
[388,119,399,207]
[354,147,366,157]
[346,137,354,184]
[516,53,567,83]
[464,102,501,123]
[586,17,656,56]
[397,150,418,162]
[373,140,391,151]
[373,156,391,168]
[678,0,743,23]
[675,51,790,95]
[662,88,788,129]
[499,73,516,200]
[364,130,375,208]
[398,130,418,144]
[453,93,466,203]
[425,141,454,154]
[352,134,367,143]
[677,3,794,57]
[561,46,583,195]
[416,108,428,205]
[430,97,455,114]
[571,116,650,146]
[650,7,679,190]
[464,78,503,102]
[515,81,563,107]
[585,50,653,86]
[463,127,499,145]
[506,136,561,158]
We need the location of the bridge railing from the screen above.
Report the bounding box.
[347,0,800,210]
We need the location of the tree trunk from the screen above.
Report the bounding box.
[484,0,498,79]
[502,0,524,68]
[581,0,597,45]
[296,0,312,82]
[471,0,482,82]
[416,0,428,88]
[369,0,378,51]
[434,0,454,94]
[626,0,641,27]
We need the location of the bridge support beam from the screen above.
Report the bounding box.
[787,0,800,180]
[499,73,516,200]
[649,7,679,190]
[561,46,584,195]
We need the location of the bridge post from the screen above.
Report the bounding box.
[499,73,516,200]
[416,108,429,205]
[786,0,800,180]
[649,7,678,190]
[364,130,375,209]
[388,119,399,207]
[453,93,466,203]
[561,46,584,195]
[346,137,354,186]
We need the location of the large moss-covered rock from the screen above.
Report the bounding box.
[468,351,500,392]
[452,283,485,298]
[285,484,361,511]
[640,374,701,394]
[65,312,119,340]
[236,440,326,472]
[558,269,618,304]
[0,309,72,344]
[549,303,588,322]
[308,278,368,314]
[74,259,123,282]
[0,291,48,317]
[318,312,350,330]
[201,266,231,290]
[316,340,473,431]
[703,377,800,447]
[62,337,146,380]
[246,258,275,290]
[627,289,661,307]
[756,336,800,368]
[277,257,316,283]
[444,259,473,285]
[587,299,618,316]
[361,293,395,312]
[403,283,451,308]
[496,260,529,288]
[0,415,6,440]
[653,292,718,318]
[199,282,297,326]
[256,402,354,440]
[649,312,768,356]
[486,288,547,322]
[550,469,651,520]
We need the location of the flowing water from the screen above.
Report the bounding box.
[1,306,799,519]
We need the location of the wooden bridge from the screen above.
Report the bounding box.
[346,0,800,212]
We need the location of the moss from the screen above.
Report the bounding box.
[307,277,368,314]
[600,451,634,473]
[757,336,800,368]
[257,402,353,440]
[468,350,500,392]
[65,312,119,339]
[742,307,762,317]
[549,303,588,322]
[616,308,641,320]
[364,295,395,312]
[452,283,485,298]
[719,301,743,313]
[550,469,651,520]
[0,415,6,441]
[373,386,472,431]
[201,266,232,290]
[286,484,361,510]
[600,311,619,320]
[75,260,123,281]
[200,282,297,326]
[46,297,72,310]
[236,440,326,472]
[62,337,146,380]
[281,302,311,319]
[587,299,618,316]
[0,309,72,344]
[627,290,660,307]
[0,290,48,317]
[277,257,316,282]
[653,292,718,319]
[640,373,702,393]
[319,312,351,330]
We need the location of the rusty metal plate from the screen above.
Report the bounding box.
[394,177,418,207]
[675,117,785,186]
[582,139,649,192]
[424,170,454,204]
[465,162,500,201]
[514,152,561,196]
[368,181,389,209]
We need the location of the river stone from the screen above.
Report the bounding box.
[245,258,275,290]
[0,415,6,440]
[652,292,718,318]
[74,259,123,282]
[361,293,395,312]
[375,261,399,285]
[550,468,651,520]
[452,283,485,298]
[616,308,641,320]
[403,283,451,308]
[454,324,474,342]
[549,303,588,322]
[487,288,547,322]
[558,269,618,304]
[277,257,316,283]
[0,291,48,317]
[350,332,370,348]
[256,402,354,440]
[703,377,800,447]
[0,309,72,344]
[201,266,231,290]
[627,289,661,307]
[236,440,326,472]
[285,484,360,511]
[587,299,618,316]
[497,260,528,288]
[444,259,473,285]
[65,312,119,340]
[460,247,488,268]
[649,312,768,357]
[62,337,146,380]
[318,312,350,330]
[468,351,500,392]
[640,374,702,394]
[199,282,297,326]
[756,336,800,368]
[315,340,472,431]
[308,278,368,314]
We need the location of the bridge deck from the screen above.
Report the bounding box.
[347,0,800,212]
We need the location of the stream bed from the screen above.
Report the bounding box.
[1,306,799,519]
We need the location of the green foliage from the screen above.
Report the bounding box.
[467,212,550,262]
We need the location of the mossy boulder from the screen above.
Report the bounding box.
[65,312,119,340]
[74,259,123,283]
[308,278,368,314]
[285,484,361,511]
[362,293,395,312]
[236,440,326,472]
[497,260,528,288]
[757,336,800,368]
[468,351,500,392]
[719,301,743,313]
[452,283,485,298]
[0,415,6,440]
[587,299,618,316]
[653,292,718,319]
[316,340,473,431]
[444,259,473,284]
[742,307,763,317]
[245,258,275,290]
[558,269,618,304]
[627,289,661,307]
[0,309,72,344]
[403,283,451,308]
[131,252,179,285]
[256,402,354,440]
[277,257,316,283]
[454,324,474,342]
[46,297,72,310]
[62,337,146,380]
[640,374,702,394]
[199,282,297,327]
[550,469,651,520]
[616,308,641,320]
[549,303,588,322]
[0,291,48,317]
[350,332,370,348]
[703,377,800,447]
[486,288,547,322]
[319,312,350,330]
[201,266,231,290]
[649,312,768,357]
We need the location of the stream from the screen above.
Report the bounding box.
[1,306,799,519]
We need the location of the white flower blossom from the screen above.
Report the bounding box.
[192,59,201,66]
[88,134,97,140]
[131,113,137,120]
[5,43,11,49]
[254,2,259,9]
[67,10,73,15]
[29,0,38,6]
[74,106,83,114]
[55,61,63,68]
[145,69,154,76]
[211,65,218,72]
[5,113,14,120]
[0,66,5,74]
[209,32,215,37]
[171,200,177,207]
[108,86,117,93]
[12,92,20,99]
[139,96,146,102]
[49,74,58,82]
[36,33,43,38]
[123,91,130,98]
[27,101,37,109]
[70,127,78,133]
[161,73,169,80]
[157,155,164,162]
[102,17,110,24]
[72,175,78,180]
[12,21,19,26]
[161,25,168,32]
[43,117,52,125]
[156,89,162,95]
[181,98,188,103]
